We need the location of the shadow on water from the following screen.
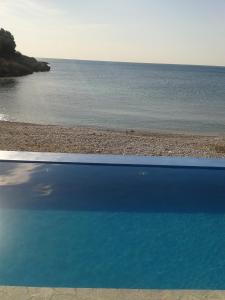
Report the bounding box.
[0,162,225,213]
[0,78,18,89]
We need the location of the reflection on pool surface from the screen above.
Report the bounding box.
[0,160,225,289]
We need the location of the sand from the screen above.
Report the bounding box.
[0,121,225,157]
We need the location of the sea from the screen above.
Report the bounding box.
[0,59,225,134]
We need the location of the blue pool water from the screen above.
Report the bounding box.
[0,161,225,289]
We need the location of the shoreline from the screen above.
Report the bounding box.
[0,121,225,157]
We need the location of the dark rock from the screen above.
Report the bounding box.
[0,28,50,77]
[0,54,50,77]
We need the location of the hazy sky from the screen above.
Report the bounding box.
[0,0,225,66]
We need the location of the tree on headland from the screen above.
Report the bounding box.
[0,28,16,58]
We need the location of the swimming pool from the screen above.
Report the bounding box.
[0,151,225,289]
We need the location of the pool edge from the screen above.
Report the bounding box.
[0,287,225,300]
[0,150,225,168]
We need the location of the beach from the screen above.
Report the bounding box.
[0,121,225,157]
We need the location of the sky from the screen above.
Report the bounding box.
[0,0,225,66]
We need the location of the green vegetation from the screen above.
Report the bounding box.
[0,28,50,77]
[0,28,16,58]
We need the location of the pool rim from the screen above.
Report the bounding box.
[0,150,224,169]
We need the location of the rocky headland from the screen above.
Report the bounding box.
[0,28,50,77]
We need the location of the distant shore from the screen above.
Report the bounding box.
[1,121,225,157]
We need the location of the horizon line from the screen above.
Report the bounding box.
[37,57,225,69]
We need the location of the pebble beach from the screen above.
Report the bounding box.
[1,121,225,157]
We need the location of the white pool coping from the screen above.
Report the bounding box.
[0,150,225,168]
[0,287,225,300]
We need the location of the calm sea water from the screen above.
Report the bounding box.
[1,161,225,289]
[0,59,225,134]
